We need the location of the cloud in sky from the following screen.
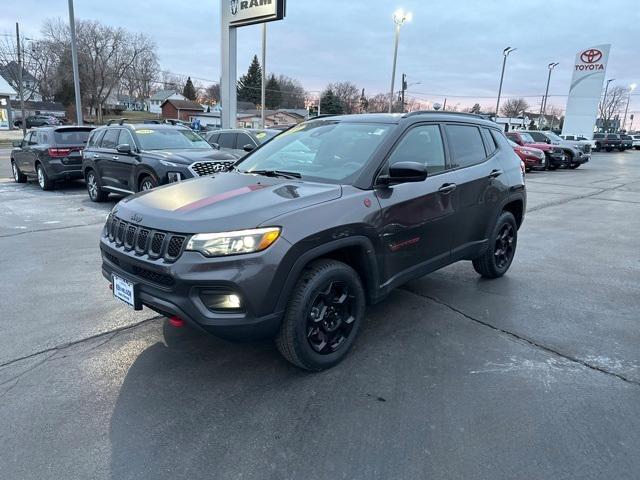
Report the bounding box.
[1,0,639,112]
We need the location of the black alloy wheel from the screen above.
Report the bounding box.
[306,281,357,355]
[493,223,515,270]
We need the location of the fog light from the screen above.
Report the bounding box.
[200,290,243,312]
[167,172,182,183]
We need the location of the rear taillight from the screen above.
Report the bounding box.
[48,148,72,157]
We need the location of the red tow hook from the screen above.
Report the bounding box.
[169,316,185,328]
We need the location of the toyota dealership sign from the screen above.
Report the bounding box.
[562,44,611,139]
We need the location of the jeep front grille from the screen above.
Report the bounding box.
[104,214,188,263]
[190,161,233,176]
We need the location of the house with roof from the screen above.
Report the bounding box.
[146,90,186,114]
[0,62,41,101]
[161,99,204,121]
[0,75,17,130]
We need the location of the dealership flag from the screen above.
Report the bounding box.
[561,44,611,139]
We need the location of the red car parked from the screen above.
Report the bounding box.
[508,139,545,172]
[506,131,566,170]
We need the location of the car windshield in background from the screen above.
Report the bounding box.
[53,129,92,145]
[607,134,619,139]
[136,128,212,150]
[237,121,392,183]
[520,133,536,143]
[254,130,280,143]
[546,132,564,142]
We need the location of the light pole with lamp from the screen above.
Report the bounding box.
[538,62,558,129]
[601,78,615,132]
[495,47,516,118]
[388,9,412,113]
[622,83,636,132]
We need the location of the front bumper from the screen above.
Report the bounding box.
[100,235,288,341]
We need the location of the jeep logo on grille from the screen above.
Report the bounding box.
[131,213,143,223]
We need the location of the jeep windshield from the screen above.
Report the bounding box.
[135,128,212,150]
[236,121,393,183]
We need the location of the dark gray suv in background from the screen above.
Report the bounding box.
[100,112,526,370]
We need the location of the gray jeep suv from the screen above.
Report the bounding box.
[100,112,526,370]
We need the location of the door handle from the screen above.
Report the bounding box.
[112,155,119,160]
[488,169,503,178]
[93,154,100,159]
[438,183,457,194]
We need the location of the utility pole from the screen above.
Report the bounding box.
[539,62,558,130]
[496,47,516,118]
[401,73,407,112]
[260,23,266,128]
[601,78,614,132]
[15,23,26,136]
[622,83,636,132]
[68,0,83,125]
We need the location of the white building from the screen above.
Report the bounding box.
[145,90,185,115]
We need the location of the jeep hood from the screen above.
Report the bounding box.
[143,148,236,165]
[113,172,342,233]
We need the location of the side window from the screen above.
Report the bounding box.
[236,133,255,148]
[445,124,486,168]
[482,128,498,155]
[207,133,220,144]
[90,130,106,148]
[387,124,446,175]
[218,132,236,149]
[24,132,35,145]
[100,129,120,149]
[528,131,546,142]
[117,129,134,148]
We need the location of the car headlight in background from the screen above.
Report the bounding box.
[186,227,281,257]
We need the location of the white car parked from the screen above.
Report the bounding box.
[631,134,640,150]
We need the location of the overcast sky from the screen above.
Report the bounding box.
[2,0,639,113]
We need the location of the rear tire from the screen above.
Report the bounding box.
[36,164,54,191]
[11,160,27,183]
[85,169,108,202]
[276,259,365,371]
[473,211,518,279]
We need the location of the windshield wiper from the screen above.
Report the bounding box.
[246,169,302,179]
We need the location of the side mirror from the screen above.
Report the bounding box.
[243,144,255,152]
[210,142,220,150]
[12,140,23,148]
[378,161,428,185]
[116,143,132,154]
[545,138,551,144]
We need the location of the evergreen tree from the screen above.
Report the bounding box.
[470,103,481,114]
[237,55,262,105]
[320,88,344,114]
[265,74,281,109]
[183,77,197,100]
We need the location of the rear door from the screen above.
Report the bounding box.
[445,124,508,257]
[15,132,33,173]
[96,129,121,189]
[375,123,459,282]
[110,129,139,190]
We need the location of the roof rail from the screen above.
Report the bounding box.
[402,110,487,119]
[308,114,339,120]
[106,118,129,126]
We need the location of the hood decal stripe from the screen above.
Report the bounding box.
[174,184,267,212]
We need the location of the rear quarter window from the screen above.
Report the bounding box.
[445,124,486,168]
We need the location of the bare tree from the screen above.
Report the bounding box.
[328,81,360,114]
[500,98,529,117]
[277,75,306,109]
[121,46,159,106]
[366,93,390,113]
[201,83,220,105]
[599,86,628,132]
[0,36,43,101]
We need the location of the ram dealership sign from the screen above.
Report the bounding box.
[562,44,611,139]
[228,0,286,27]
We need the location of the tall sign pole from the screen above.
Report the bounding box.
[68,0,83,125]
[261,23,266,128]
[15,23,26,136]
[220,0,286,129]
[561,45,611,138]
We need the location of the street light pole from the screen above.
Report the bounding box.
[261,23,266,128]
[68,0,83,125]
[15,23,26,136]
[495,47,516,118]
[601,78,615,132]
[539,62,559,129]
[622,83,636,132]
[388,9,412,113]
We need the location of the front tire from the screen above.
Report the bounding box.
[276,259,365,371]
[36,164,54,191]
[11,160,27,183]
[85,169,108,202]
[473,211,518,279]
[139,175,158,192]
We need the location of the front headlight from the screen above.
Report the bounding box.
[186,227,281,257]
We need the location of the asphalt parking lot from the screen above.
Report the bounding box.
[1,149,639,479]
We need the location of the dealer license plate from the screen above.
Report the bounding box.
[113,274,135,308]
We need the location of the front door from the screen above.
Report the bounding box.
[374,123,459,284]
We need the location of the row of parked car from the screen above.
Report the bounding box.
[506,130,591,172]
